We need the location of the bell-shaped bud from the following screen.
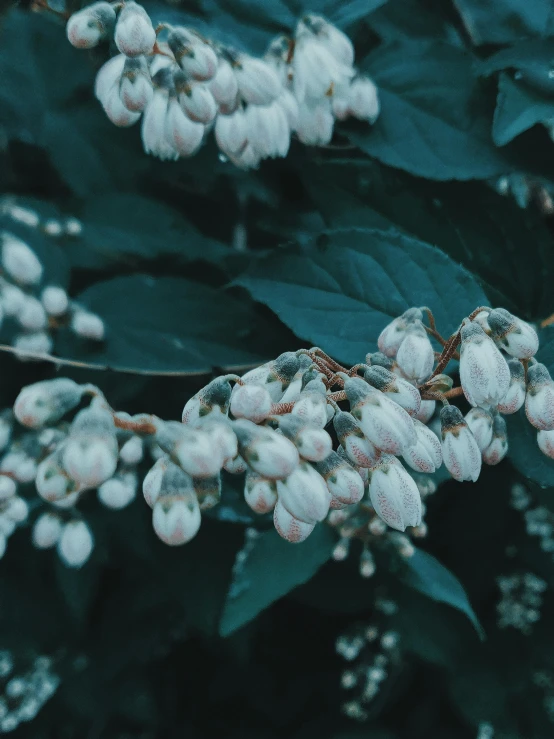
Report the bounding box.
[440,406,482,482]
[193,474,221,510]
[14,378,83,429]
[459,321,511,408]
[273,498,315,543]
[215,109,248,157]
[276,461,330,524]
[165,97,205,157]
[17,296,47,332]
[295,99,334,146]
[233,419,299,479]
[41,286,69,317]
[155,421,224,478]
[224,454,248,474]
[175,76,217,124]
[377,308,422,358]
[244,469,278,513]
[230,383,272,423]
[313,451,365,507]
[345,75,380,123]
[119,435,143,465]
[98,470,137,509]
[482,415,508,466]
[3,496,28,523]
[36,447,77,502]
[267,352,301,400]
[66,1,116,48]
[200,418,238,464]
[538,429,554,459]
[278,415,332,462]
[57,520,94,568]
[62,401,118,488]
[293,24,353,102]
[0,448,36,483]
[182,376,232,424]
[488,308,539,359]
[525,363,554,430]
[235,55,282,105]
[368,456,422,532]
[0,476,16,501]
[465,407,494,451]
[141,85,178,161]
[497,359,526,414]
[364,365,421,417]
[152,488,201,546]
[70,309,105,340]
[32,512,62,549]
[114,1,155,56]
[402,419,442,473]
[333,410,380,467]
[210,59,239,111]
[278,89,299,130]
[291,390,328,428]
[345,377,416,455]
[143,455,193,508]
[1,232,43,285]
[415,399,436,424]
[396,322,435,384]
[168,30,218,81]
[120,56,153,112]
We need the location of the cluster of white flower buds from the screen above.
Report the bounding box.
[493,172,554,216]
[476,723,495,739]
[66,3,380,168]
[0,652,59,733]
[533,671,554,726]
[1,197,83,239]
[496,571,547,635]
[337,595,400,721]
[510,483,554,557]
[0,202,104,358]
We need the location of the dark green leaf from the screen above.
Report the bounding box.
[492,73,554,146]
[475,39,554,91]
[451,0,554,45]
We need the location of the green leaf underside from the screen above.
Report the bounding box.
[492,73,554,146]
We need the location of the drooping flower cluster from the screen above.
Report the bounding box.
[0,652,60,733]
[496,571,547,635]
[66,3,380,168]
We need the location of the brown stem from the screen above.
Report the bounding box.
[311,348,348,374]
[442,386,464,399]
[430,329,462,378]
[328,390,347,403]
[468,306,491,320]
[420,390,449,405]
[113,415,158,435]
[269,402,295,415]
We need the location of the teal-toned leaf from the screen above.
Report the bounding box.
[451,0,554,45]
[219,526,337,636]
[475,39,554,94]
[236,228,487,365]
[399,549,484,638]
[492,73,554,146]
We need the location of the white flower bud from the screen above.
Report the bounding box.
[278,415,332,462]
[64,217,83,237]
[488,308,539,359]
[3,496,28,523]
[345,377,417,455]
[155,421,224,478]
[102,84,142,126]
[278,89,299,130]
[63,403,118,488]
[377,309,423,358]
[209,59,239,112]
[71,310,105,340]
[13,331,53,359]
[119,56,153,112]
[525,363,554,431]
[44,218,63,237]
[0,514,15,537]
[235,55,282,105]
[396,322,434,384]
[0,476,15,501]
[276,461,331,524]
[215,109,248,157]
[57,520,94,568]
[41,286,69,317]
[0,450,37,483]
[293,24,353,101]
[95,54,126,103]
[233,419,299,479]
[114,1,156,57]
[273,498,315,543]
[17,296,47,331]
[98,470,137,509]
[66,1,116,48]
[538,429,554,459]
[402,419,442,473]
[224,454,247,474]
[143,455,192,508]
[36,448,77,502]
[482,415,508,466]
[345,76,380,122]
[0,414,12,454]
[119,435,143,465]
[302,15,354,65]
[291,390,328,428]
[1,282,26,316]
[415,399,436,424]
[32,512,63,549]
[165,98,205,157]
[497,359,526,414]
[364,365,421,417]
[141,88,178,161]
[465,407,494,451]
[245,101,291,159]
[193,474,221,510]
[440,406,482,482]
[1,232,43,285]
[313,451,365,507]
[459,322,511,408]
[201,418,238,463]
[296,100,334,146]
[168,30,218,81]
[182,377,232,424]
[14,378,82,428]
[51,491,81,509]
[368,455,422,532]
[230,383,272,423]
[244,470,278,513]
[152,489,201,546]
[176,78,217,124]
[279,374,304,404]
[333,410,380,467]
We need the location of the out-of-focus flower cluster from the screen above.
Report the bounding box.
[510,482,554,556]
[496,571,547,635]
[533,670,554,725]
[66,3,380,168]
[0,198,104,358]
[0,651,60,733]
[491,173,554,216]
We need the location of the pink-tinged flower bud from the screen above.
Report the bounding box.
[537,429,554,459]
[120,56,153,112]
[279,373,304,404]
[182,377,232,424]
[175,76,217,124]
[368,456,422,532]
[1,232,43,285]
[244,470,277,513]
[273,498,315,543]
[473,309,491,334]
[66,1,115,48]
[230,383,272,423]
[209,59,239,112]
[364,365,421,417]
[525,363,554,430]
[277,461,330,524]
[465,407,494,451]
[291,390,328,428]
[377,308,423,358]
[224,454,247,474]
[94,54,126,103]
[488,308,539,359]
[168,30,218,81]
[57,520,94,568]
[98,470,137,509]
[63,402,118,488]
[165,98,205,157]
[0,476,15,501]
[278,90,299,130]
[396,322,434,384]
[155,421,224,478]
[14,378,82,429]
[482,415,508,466]
[70,310,105,340]
[333,410,380,467]
[348,76,380,122]
[119,435,143,465]
[459,322,511,408]
[344,377,417,455]
[152,489,201,546]
[313,451,365,507]
[293,23,353,101]
[1,282,26,316]
[296,100,334,146]
[201,418,238,464]
[41,286,69,317]
[18,296,47,331]
[235,55,282,105]
[497,359,526,414]
[3,496,28,523]
[193,474,221,510]
[440,406,481,482]
[301,14,354,66]
[215,109,248,157]
[36,448,77,502]
[32,512,62,549]
[0,449,36,483]
[278,415,333,462]
[143,455,193,508]
[233,419,299,479]
[402,419,442,473]
[141,86,178,161]
[415,399,436,424]
[114,1,155,57]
